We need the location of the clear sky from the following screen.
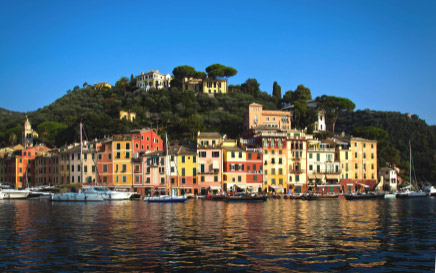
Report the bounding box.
[1,0,435,124]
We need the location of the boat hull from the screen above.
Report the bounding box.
[344,193,385,200]
[146,195,187,203]
[50,192,104,201]
[2,190,30,199]
[226,195,267,202]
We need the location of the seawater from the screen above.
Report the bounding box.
[0,198,435,272]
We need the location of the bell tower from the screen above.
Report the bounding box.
[22,115,34,147]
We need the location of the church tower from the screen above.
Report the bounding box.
[22,115,34,147]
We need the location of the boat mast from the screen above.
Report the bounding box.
[166,133,170,196]
[409,140,411,189]
[80,122,83,193]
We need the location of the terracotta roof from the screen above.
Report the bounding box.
[198,132,221,138]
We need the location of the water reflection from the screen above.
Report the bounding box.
[0,198,435,272]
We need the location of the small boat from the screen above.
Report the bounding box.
[344,192,385,200]
[396,141,429,199]
[146,195,187,203]
[51,123,103,202]
[226,193,267,202]
[272,194,281,199]
[51,192,104,201]
[423,186,436,196]
[2,189,30,199]
[206,193,227,201]
[384,192,397,198]
[286,193,311,200]
[310,193,339,199]
[86,186,134,200]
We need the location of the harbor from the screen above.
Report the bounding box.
[0,197,435,272]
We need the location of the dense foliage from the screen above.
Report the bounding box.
[336,110,436,182]
[1,70,435,183]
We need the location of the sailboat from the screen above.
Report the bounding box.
[145,134,187,203]
[51,123,103,202]
[396,140,428,198]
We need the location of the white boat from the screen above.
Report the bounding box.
[86,186,133,200]
[2,189,30,199]
[146,195,187,203]
[145,134,187,203]
[51,192,103,201]
[51,123,103,202]
[396,141,428,198]
[384,193,397,199]
[423,186,436,196]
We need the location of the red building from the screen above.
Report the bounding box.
[130,129,163,152]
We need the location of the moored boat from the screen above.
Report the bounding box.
[206,193,227,201]
[226,193,267,202]
[146,195,187,203]
[344,192,385,200]
[384,192,397,198]
[423,186,436,196]
[86,186,134,200]
[2,189,30,199]
[310,193,338,199]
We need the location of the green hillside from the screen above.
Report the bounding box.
[1,72,435,183]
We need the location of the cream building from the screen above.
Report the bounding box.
[307,140,340,188]
[136,70,172,91]
[183,77,228,95]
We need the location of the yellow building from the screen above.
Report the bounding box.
[94,82,112,90]
[244,103,291,132]
[112,134,135,188]
[119,110,136,122]
[259,130,288,192]
[182,77,228,95]
[350,137,377,181]
[287,130,308,193]
[176,145,197,195]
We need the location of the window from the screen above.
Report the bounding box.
[103,165,107,172]
[212,152,219,158]
[182,178,185,184]
[363,153,366,159]
[214,176,218,182]
[193,178,197,184]
[279,158,282,164]
[199,151,206,158]
[272,169,276,175]
[122,176,126,183]
[161,178,165,184]
[355,152,357,159]
[108,154,112,160]
[296,175,299,182]
[116,152,121,159]
[248,153,252,159]
[146,177,150,183]
[126,152,130,159]
[193,168,196,176]
[355,163,358,170]
[103,176,107,183]
[272,178,276,185]
[182,168,185,176]
[84,166,87,173]
[345,152,348,160]
[238,176,241,182]
[279,178,283,185]
[193,156,196,163]
[84,154,87,160]
[238,152,242,158]
[201,176,205,182]
[182,156,185,163]
[253,176,257,182]
[117,143,121,150]
[279,168,282,175]
[309,165,313,171]
[309,153,312,159]
[122,164,127,172]
[371,153,374,159]
[71,165,74,172]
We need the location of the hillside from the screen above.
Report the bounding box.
[336,110,436,182]
[1,76,435,183]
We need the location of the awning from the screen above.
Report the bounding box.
[171,187,193,189]
[209,186,221,190]
[307,174,321,180]
[212,161,219,170]
[326,174,339,180]
[235,184,248,189]
[270,185,283,190]
[317,184,341,188]
[358,183,370,188]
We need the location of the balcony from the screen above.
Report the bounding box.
[289,168,305,174]
[247,170,262,174]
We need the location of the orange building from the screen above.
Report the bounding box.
[244,103,291,132]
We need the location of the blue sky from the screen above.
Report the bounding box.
[1,0,435,124]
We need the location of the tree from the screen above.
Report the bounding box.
[172,65,196,80]
[282,84,312,105]
[241,79,260,97]
[206,64,237,80]
[223,66,237,80]
[83,82,88,88]
[318,95,355,134]
[8,133,17,145]
[36,121,67,147]
[272,81,281,107]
